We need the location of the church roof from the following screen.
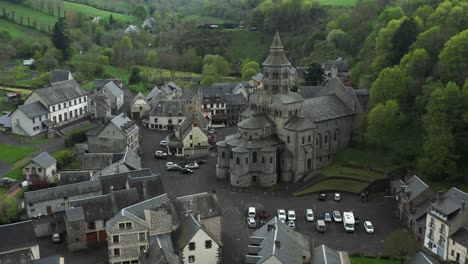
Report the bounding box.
[303,95,354,122]
[272,92,304,104]
[262,32,291,67]
[284,116,316,131]
[238,114,275,129]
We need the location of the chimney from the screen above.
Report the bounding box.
[274,240,281,248]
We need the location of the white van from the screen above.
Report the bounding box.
[248,207,256,218]
[316,220,326,232]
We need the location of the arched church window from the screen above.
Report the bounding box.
[334,132,337,141]
[253,151,257,163]
[222,152,225,158]
[236,157,240,164]
[307,159,311,170]
[325,135,328,144]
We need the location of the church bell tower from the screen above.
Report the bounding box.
[262,31,292,94]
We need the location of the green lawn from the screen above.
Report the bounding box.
[0,187,7,195]
[66,0,131,14]
[317,0,357,6]
[350,257,399,264]
[0,144,36,164]
[181,15,228,24]
[2,162,28,180]
[0,0,58,30]
[62,1,134,24]
[225,29,272,63]
[293,178,368,196]
[0,18,49,40]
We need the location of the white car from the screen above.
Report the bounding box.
[52,233,61,243]
[277,209,286,222]
[334,193,341,201]
[248,207,256,218]
[332,211,342,222]
[364,221,374,233]
[306,209,314,222]
[288,220,295,228]
[287,210,296,221]
[165,162,176,167]
[185,163,199,169]
[247,217,257,228]
[160,140,167,146]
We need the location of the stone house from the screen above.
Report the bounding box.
[106,194,170,264]
[24,79,88,127]
[98,81,124,114]
[423,188,468,261]
[146,100,187,130]
[322,57,349,83]
[166,113,210,157]
[57,171,92,186]
[87,113,139,153]
[250,73,264,91]
[160,82,183,100]
[448,227,468,263]
[94,79,123,90]
[180,87,203,114]
[0,221,40,262]
[24,180,102,218]
[216,32,363,188]
[88,93,111,120]
[124,25,141,35]
[10,102,51,137]
[225,93,247,125]
[139,233,180,264]
[49,70,73,84]
[130,92,151,119]
[23,152,57,183]
[397,175,435,245]
[142,17,157,32]
[81,147,141,177]
[245,217,311,263]
[173,214,222,264]
[65,207,87,252]
[146,86,167,107]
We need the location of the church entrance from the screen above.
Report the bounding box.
[252,176,257,185]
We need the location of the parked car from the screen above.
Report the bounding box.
[287,210,296,221]
[259,211,268,220]
[248,207,256,218]
[167,165,182,171]
[165,162,176,167]
[277,209,287,222]
[194,159,206,165]
[287,220,295,228]
[319,193,327,201]
[0,177,17,187]
[185,163,199,169]
[52,233,61,243]
[306,209,314,222]
[160,140,167,146]
[332,211,342,222]
[316,220,326,232]
[334,193,341,201]
[154,150,168,159]
[181,168,194,174]
[354,216,360,225]
[364,221,374,233]
[324,212,332,222]
[259,219,267,227]
[208,128,216,134]
[247,217,257,228]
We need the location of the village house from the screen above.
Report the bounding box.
[97,81,124,114]
[165,113,210,157]
[124,25,141,35]
[322,57,349,83]
[423,188,468,261]
[24,180,102,218]
[160,82,183,100]
[57,171,92,186]
[0,221,40,263]
[250,73,264,91]
[245,217,311,263]
[88,93,111,120]
[146,100,187,130]
[146,86,167,107]
[138,233,180,264]
[142,17,157,32]
[448,227,468,263]
[10,102,52,137]
[225,93,247,125]
[87,113,140,153]
[22,152,57,183]
[130,92,151,119]
[81,147,141,177]
[49,70,73,84]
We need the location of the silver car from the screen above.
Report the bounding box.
[247,217,257,228]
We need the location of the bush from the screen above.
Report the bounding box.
[65,130,87,147]
[0,195,21,224]
[56,150,74,170]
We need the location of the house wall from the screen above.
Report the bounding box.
[22,161,57,182]
[107,219,149,264]
[66,219,87,251]
[103,88,124,113]
[448,238,467,264]
[88,97,111,120]
[200,216,222,245]
[31,95,89,127]
[146,210,172,236]
[181,229,220,264]
[148,115,187,130]
[88,123,132,153]
[131,99,150,118]
[11,108,48,137]
[26,190,102,218]
[182,126,209,157]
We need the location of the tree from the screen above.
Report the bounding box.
[51,17,72,60]
[241,60,260,80]
[369,67,408,107]
[129,67,142,85]
[438,30,468,86]
[371,18,404,74]
[242,68,258,80]
[377,7,405,29]
[366,100,405,149]
[109,14,114,25]
[133,5,148,21]
[383,228,419,264]
[392,17,420,64]
[400,48,431,80]
[326,29,350,51]
[0,195,21,224]
[304,63,324,85]
[203,54,230,76]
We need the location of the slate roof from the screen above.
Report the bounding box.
[130,92,149,107]
[431,188,468,223]
[0,111,11,128]
[17,102,48,118]
[272,92,304,104]
[99,169,153,193]
[224,93,246,106]
[173,214,220,251]
[170,192,221,224]
[147,86,162,101]
[34,79,86,107]
[298,86,328,99]
[284,115,316,131]
[32,152,56,169]
[24,180,102,204]
[33,256,63,264]
[303,95,354,122]
[245,217,310,264]
[122,146,141,170]
[149,100,186,116]
[0,220,38,253]
[110,113,137,134]
[124,25,141,34]
[66,207,85,222]
[89,93,111,110]
[58,171,91,186]
[94,79,121,89]
[81,153,114,170]
[140,234,181,264]
[251,73,263,82]
[404,175,430,202]
[238,113,275,129]
[69,188,140,222]
[0,249,34,264]
[142,17,157,29]
[312,244,343,264]
[129,175,164,201]
[406,251,440,264]
[49,70,71,83]
[103,81,124,97]
[262,32,291,67]
[323,58,348,72]
[177,113,209,141]
[450,227,468,248]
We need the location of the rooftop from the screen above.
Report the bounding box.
[24,180,102,204]
[34,79,86,107]
[32,152,56,169]
[0,220,38,253]
[17,102,48,119]
[450,227,468,248]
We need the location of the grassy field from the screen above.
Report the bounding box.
[294,178,368,196]
[0,18,49,40]
[0,187,7,195]
[350,257,399,264]
[225,29,272,63]
[0,143,36,164]
[182,15,228,24]
[66,0,131,14]
[317,0,357,6]
[0,0,58,30]
[62,1,134,24]
[0,86,33,97]
[2,161,29,180]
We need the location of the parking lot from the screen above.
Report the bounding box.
[140,126,401,264]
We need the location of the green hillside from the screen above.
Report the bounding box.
[0,18,49,40]
[225,30,272,63]
[0,0,58,29]
[62,1,134,24]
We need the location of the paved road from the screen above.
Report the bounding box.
[139,126,401,263]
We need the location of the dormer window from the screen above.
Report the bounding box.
[168,111,172,117]
[178,112,182,116]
